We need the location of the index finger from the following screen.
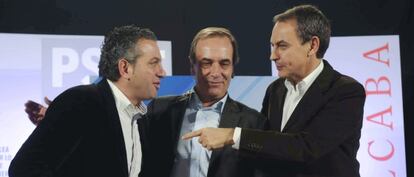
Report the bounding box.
[182,129,202,140]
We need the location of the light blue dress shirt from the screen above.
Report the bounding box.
[170,91,228,177]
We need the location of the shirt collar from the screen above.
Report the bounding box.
[284,60,324,94]
[189,88,228,113]
[107,79,147,119]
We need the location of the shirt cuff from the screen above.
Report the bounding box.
[232,127,242,149]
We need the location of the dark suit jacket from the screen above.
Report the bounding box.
[140,93,266,177]
[240,60,366,177]
[9,79,133,177]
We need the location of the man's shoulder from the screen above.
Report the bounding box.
[226,98,262,116]
[147,93,190,115]
[153,95,183,102]
[268,77,285,88]
[67,84,99,94]
[319,68,365,98]
[151,93,190,105]
[263,77,285,95]
[50,84,102,109]
[41,84,103,126]
[336,74,362,86]
[57,84,99,99]
[335,74,365,94]
[322,60,364,91]
[225,98,266,128]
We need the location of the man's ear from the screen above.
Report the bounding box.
[118,58,131,80]
[189,57,196,75]
[308,36,320,57]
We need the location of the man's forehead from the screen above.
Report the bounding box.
[196,37,232,49]
[137,39,157,47]
[198,47,231,52]
[196,47,233,60]
[136,40,160,52]
[271,21,298,41]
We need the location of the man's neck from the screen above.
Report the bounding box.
[113,80,142,107]
[288,58,321,86]
[194,88,225,107]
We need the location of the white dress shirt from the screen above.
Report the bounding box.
[232,61,324,149]
[107,79,147,177]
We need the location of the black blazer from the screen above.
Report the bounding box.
[240,60,366,177]
[9,79,131,177]
[140,93,266,177]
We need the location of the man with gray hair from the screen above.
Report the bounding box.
[141,27,266,177]
[10,25,166,177]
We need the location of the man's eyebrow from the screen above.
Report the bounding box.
[200,58,213,61]
[275,40,288,46]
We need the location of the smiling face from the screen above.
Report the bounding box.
[270,19,316,84]
[193,36,233,105]
[127,39,166,101]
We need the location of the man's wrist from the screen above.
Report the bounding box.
[227,128,235,145]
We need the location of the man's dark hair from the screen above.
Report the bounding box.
[273,4,331,58]
[98,25,157,81]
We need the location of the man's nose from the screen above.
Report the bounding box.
[158,65,166,78]
[270,49,279,62]
[209,63,222,76]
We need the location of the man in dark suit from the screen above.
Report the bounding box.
[140,27,266,177]
[183,5,366,177]
[9,25,166,177]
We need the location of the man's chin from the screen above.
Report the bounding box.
[144,92,157,100]
[207,90,226,98]
[278,73,287,78]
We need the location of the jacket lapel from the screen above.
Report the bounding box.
[96,79,129,177]
[282,81,322,132]
[170,93,191,153]
[209,97,240,169]
[218,97,241,128]
[268,81,287,131]
[282,60,338,132]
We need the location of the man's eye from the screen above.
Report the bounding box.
[278,44,288,49]
[221,61,231,66]
[149,60,160,67]
[200,62,212,68]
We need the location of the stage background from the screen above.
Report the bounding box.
[0,33,406,176]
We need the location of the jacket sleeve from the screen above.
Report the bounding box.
[9,87,95,177]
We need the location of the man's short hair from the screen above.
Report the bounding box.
[98,25,157,81]
[188,27,239,66]
[273,5,331,58]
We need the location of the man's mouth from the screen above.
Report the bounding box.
[153,82,160,89]
[208,81,223,86]
[276,64,284,70]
